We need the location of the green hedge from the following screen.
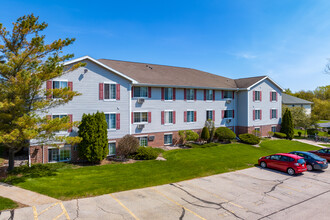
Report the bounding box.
[238,133,260,145]
[274,132,287,139]
[215,127,236,142]
[133,147,160,160]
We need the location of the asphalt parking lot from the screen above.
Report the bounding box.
[1,166,330,220]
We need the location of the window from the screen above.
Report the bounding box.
[133,87,148,97]
[104,83,116,100]
[206,90,213,101]
[52,114,68,133]
[271,109,277,119]
[271,126,276,133]
[139,137,148,146]
[164,88,173,100]
[105,113,116,129]
[270,155,280,160]
[164,111,173,124]
[187,89,194,100]
[108,142,116,156]
[134,112,148,123]
[224,110,233,118]
[187,111,194,122]
[254,110,261,120]
[53,81,68,98]
[271,92,277,101]
[206,110,213,120]
[164,134,173,145]
[223,91,233,99]
[254,91,261,101]
[48,145,71,162]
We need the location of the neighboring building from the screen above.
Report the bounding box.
[282,93,313,115]
[30,56,283,163]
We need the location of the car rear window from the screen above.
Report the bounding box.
[297,159,305,164]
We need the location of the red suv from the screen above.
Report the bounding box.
[258,153,307,175]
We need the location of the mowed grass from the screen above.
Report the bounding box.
[4,140,320,200]
[0,197,18,211]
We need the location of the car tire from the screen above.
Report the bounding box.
[306,164,313,171]
[260,162,267,168]
[287,168,295,176]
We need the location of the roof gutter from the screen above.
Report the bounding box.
[133,83,241,91]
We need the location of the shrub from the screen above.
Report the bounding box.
[281,108,294,140]
[239,133,260,145]
[133,147,159,160]
[201,127,210,142]
[209,126,216,142]
[267,131,274,138]
[117,135,139,158]
[205,119,215,142]
[298,131,302,137]
[274,132,287,139]
[215,127,236,142]
[78,112,108,163]
[185,130,199,142]
[178,130,186,144]
[307,129,319,135]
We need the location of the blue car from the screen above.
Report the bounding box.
[289,151,328,171]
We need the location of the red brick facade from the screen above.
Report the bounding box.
[30,126,280,164]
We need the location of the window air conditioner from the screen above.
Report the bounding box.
[137,124,145,129]
[226,119,232,124]
[137,98,145,104]
[226,99,231,104]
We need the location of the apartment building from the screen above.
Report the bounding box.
[30,56,283,163]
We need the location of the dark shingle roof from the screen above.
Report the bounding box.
[97,59,273,89]
[282,93,313,105]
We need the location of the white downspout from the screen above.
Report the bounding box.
[129,84,132,135]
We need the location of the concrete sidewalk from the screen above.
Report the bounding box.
[293,139,328,148]
[0,182,59,206]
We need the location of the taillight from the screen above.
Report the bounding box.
[316,161,324,164]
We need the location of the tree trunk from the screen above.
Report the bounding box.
[8,149,15,171]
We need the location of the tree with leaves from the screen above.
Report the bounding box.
[280,108,294,140]
[78,112,108,163]
[0,14,84,170]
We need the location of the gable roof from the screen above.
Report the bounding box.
[65,56,282,90]
[282,93,313,105]
[234,76,267,88]
[98,59,237,89]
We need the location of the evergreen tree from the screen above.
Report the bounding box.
[78,112,108,163]
[0,14,83,170]
[201,126,210,142]
[281,108,294,140]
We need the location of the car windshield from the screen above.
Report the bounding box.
[297,159,305,164]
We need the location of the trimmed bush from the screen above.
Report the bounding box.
[201,127,210,142]
[186,130,199,141]
[117,135,139,158]
[239,133,260,145]
[133,147,159,160]
[215,127,236,142]
[78,112,108,163]
[274,132,287,139]
[281,108,294,140]
[307,129,319,135]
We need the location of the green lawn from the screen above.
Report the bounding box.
[320,144,330,147]
[0,197,18,211]
[3,140,320,200]
[317,120,330,124]
[294,129,328,137]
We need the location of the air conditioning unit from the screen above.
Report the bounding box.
[137,124,145,129]
[148,136,155,141]
[137,98,145,104]
[226,99,231,104]
[226,119,232,124]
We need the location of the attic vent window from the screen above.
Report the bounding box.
[146,64,152,69]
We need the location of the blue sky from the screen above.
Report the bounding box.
[1,0,330,91]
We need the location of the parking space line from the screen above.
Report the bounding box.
[183,182,248,210]
[59,202,71,220]
[109,194,140,220]
[151,187,206,220]
[32,206,38,220]
[31,202,70,220]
